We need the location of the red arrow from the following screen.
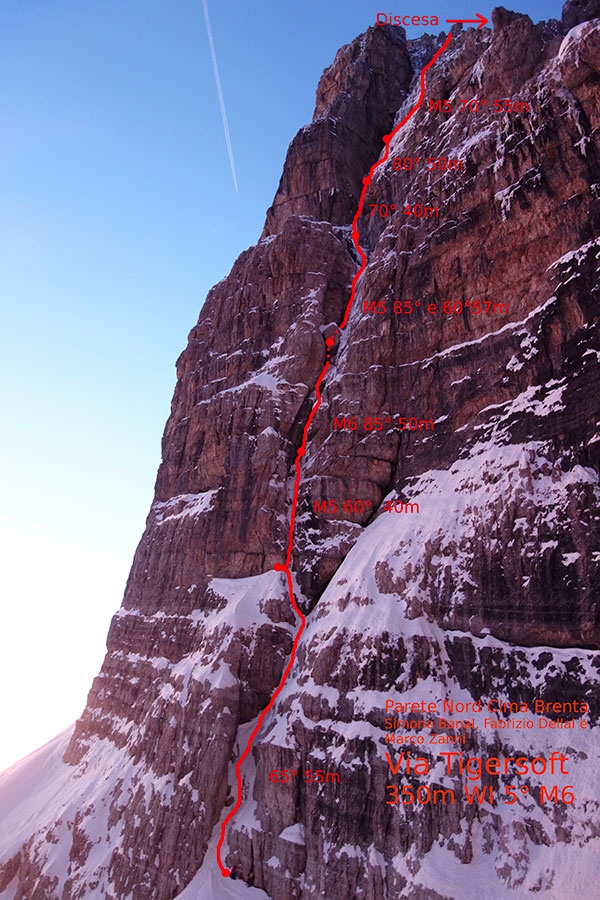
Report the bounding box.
[446,13,488,28]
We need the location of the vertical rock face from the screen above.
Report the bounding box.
[1,8,600,900]
[262,26,412,236]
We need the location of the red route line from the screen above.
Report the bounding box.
[217,32,453,878]
[284,361,331,570]
[341,31,453,330]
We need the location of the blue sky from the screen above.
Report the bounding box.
[0,0,564,770]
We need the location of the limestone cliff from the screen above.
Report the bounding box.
[1,6,600,900]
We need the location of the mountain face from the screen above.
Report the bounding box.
[2,6,600,900]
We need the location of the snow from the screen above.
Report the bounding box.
[205,570,294,632]
[548,236,600,270]
[0,726,74,860]
[253,423,600,894]
[174,857,268,899]
[278,823,306,846]
[0,726,145,898]
[133,571,294,710]
[380,294,559,377]
[494,169,543,220]
[0,567,299,897]
[552,77,592,156]
[153,491,218,525]
[558,20,593,60]
[506,354,522,372]
[482,379,567,419]
[395,809,600,899]
[174,817,269,899]
[0,879,17,900]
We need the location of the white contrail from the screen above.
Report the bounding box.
[202,0,238,192]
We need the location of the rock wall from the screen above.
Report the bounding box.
[1,7,600,900]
